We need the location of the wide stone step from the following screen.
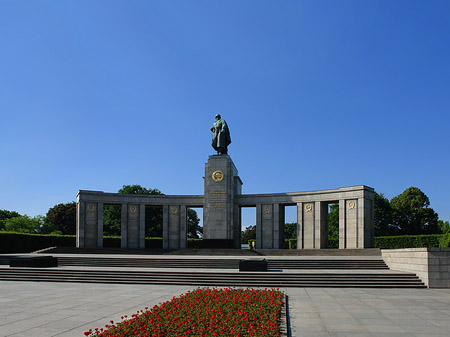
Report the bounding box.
[0,268,426,288]
[56,257,389,270]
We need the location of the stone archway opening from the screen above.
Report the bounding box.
[103,204,121,248]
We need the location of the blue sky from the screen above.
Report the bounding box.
[1,0,449,227]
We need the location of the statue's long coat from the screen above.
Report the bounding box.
[211,119,231,152]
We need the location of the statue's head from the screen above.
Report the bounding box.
[215,114,221,120]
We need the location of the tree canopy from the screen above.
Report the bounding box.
[44,202,76,235]
[390,187,439,235]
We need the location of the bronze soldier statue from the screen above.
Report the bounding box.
[211,114,231,155]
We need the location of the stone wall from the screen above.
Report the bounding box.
[382,248,450,288]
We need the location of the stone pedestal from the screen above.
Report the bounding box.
[203,155,242,248]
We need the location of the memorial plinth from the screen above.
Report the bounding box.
[203,155,242,249]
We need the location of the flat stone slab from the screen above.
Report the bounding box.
[239,258,267,271]
[9,256,58,267]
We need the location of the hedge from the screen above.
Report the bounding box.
[0,232,76,253]
[374,234,447,249]
[250,235,450,250]
[2,232,449,253]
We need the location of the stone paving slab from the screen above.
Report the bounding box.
[0,282,449,337]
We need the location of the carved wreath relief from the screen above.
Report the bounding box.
[305,204,313,212]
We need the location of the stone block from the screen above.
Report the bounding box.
[10,256,58,267]
[239,258,267,271]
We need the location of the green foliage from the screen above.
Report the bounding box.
[2,215,44,234]
[0,232,75,253]
[118,184,163,195]
[187,208,202,238]
[438,220,450,234]
[374,192,396,236]
[439,233,450,248]
[284,223,297,240]
[328,203,339,248]
[390,187,439,235]
[103,205,121,236]
[287,239,297,249]
[247,239,256,249]
[241,225,256,244]
[187,238,203,249]
[375,234,444,249]
[44,202,76,235]
[0,209,21,230]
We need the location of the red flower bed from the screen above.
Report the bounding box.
[84,287,284,337]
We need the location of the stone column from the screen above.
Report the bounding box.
[97,202,103,248]
[302,202,315,248]
[84,202,99,248]
[179,205,187,249]
[166,205,187,249]
[296,202,303,249]
[163,205,169,249]
[76,200,85,248]
[203,155,242,248]
[139,204,145,249]
[339,199,358,248]
[121,203,128,248]
[126,204,141,249]
[258,204,285,249]
[255,204,262,249]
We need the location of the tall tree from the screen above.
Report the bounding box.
[374,192,396,236]
[390,187,439,235]
[241,225,256,244]
[284,223,297,240]
[187,208,202,238]
[2,215,44,233]
[0,209,21,230]
[45,202,76,235]
[438,220,450,234]
[328,203,339,248]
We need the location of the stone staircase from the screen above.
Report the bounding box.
[55,256,390,270]
[0,255,426,288]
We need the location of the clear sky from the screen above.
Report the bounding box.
[1,0,449,227]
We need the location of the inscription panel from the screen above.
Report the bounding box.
[210,188,226,210]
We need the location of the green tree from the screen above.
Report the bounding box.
[0,209,21,230]
[438,220,450,234]
[241,225,256,244]
[284,223,297,240]
[374,192,396,236]
[328,203,339,248]
[3,215,44,233]
[187,208,202,238]
[390,186,439,235]
[44,202,76,235]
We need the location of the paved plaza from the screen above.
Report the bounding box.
[1,281,450,337]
